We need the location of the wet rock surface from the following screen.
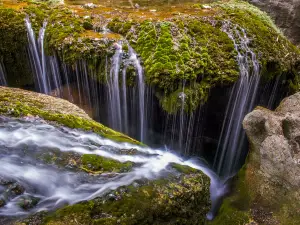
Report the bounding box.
[247,0,300,46]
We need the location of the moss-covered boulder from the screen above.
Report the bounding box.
[38,172,210,225]
[0,86,139,144]
[1,0,299,114]
[81,154,133,173]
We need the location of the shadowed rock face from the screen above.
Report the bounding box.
[248,0,300,46]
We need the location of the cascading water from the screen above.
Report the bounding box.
[128,46,146,142]
[0,60,7,86]
[105,42,147,141]
[122,60,129,134]
[25,17,50,94]
[38,20,48,91]
[213,21,260,178]
[0,116,224,218]
[107,43,123,132]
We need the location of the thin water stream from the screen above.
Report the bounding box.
[0,60,7,86]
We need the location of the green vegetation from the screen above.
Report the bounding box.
[1,0,299,114]
[0,7,32,87]
[81,154,133,173]
[171,163,198,174]
[207,166,251,225]
[44,172,210,225]
[108,1,300,113]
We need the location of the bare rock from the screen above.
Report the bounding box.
[243,92,300,205]
[247,0,300,46]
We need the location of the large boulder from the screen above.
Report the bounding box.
[247,0,300,46]
[242,92,300,224]
[0,86,139,144]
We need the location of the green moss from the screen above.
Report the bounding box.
[0,7,33,87]
[207,165,251,225]
[107,1,299,114]
[81,154,133,173]
[44,172,210,225]
[217,0,300,80]
[83,20,93,30]
[171,163,198,174]
[1,1,299,114]
[275,202,300,225]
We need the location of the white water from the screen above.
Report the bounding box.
[105,42,146,141]
[0,116,225,218]
[128,46,146,142]
[122,64,129,134]
[25,17,50,94]
[214,21,260,177]
[107,42,123,131]
[0,59,7,86]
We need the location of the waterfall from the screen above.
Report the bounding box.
[128,46,146,142]
[104,42,146,141]
[25,17,50,94]
[122,64,129,134]
[49,55,63,97]
[0,60,7,86]
[213,21,260,177]
[107,43,123,132]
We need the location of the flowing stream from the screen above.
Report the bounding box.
[0,116,224,219]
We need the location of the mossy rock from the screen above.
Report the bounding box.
[0,86,140,144]
[1,0,300,114]
[206,166,252,225]
[81,154,133,173]
[107,1,300,113]
[41,171,210,225]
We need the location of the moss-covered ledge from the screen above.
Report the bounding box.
[0,86,140,144]
[1,0,300,114]
[19,170,210,225]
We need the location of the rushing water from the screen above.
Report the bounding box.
[0,116,225,218]
[213,21,260,178]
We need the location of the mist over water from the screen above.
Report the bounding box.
[0,116,225,218]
